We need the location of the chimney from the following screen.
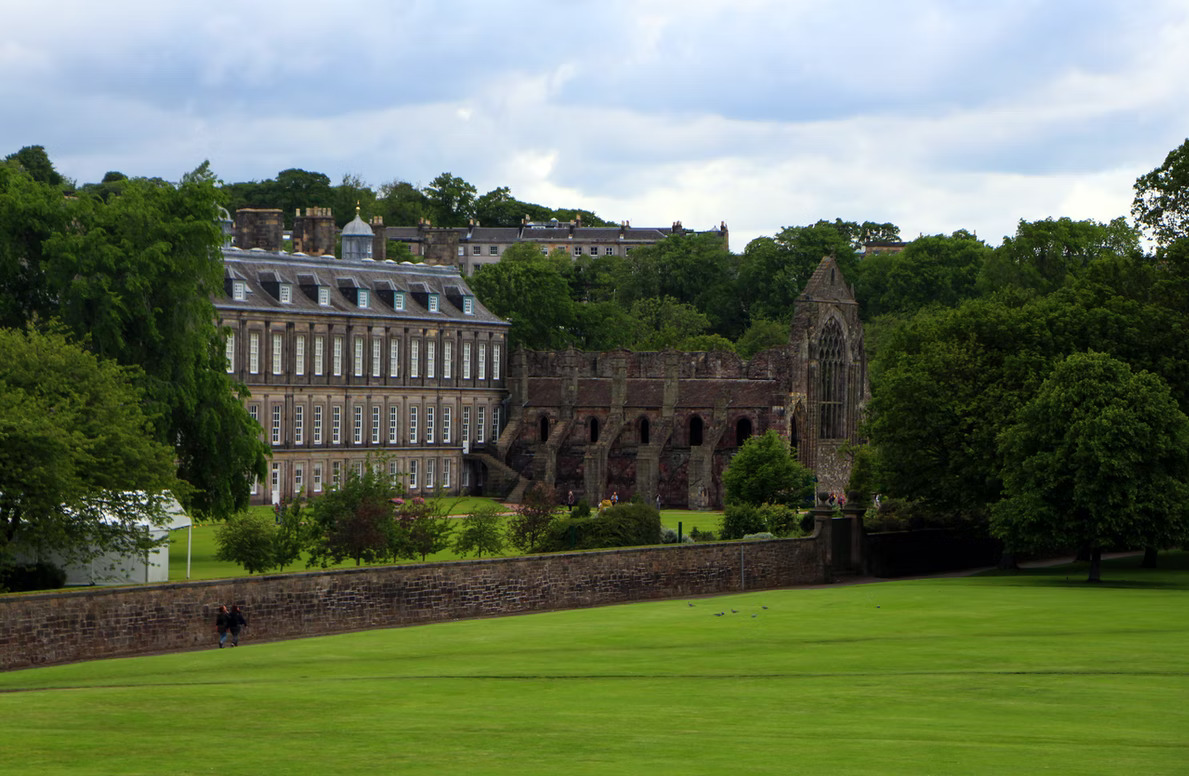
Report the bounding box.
[234,208,284,252]
[292,207,336,256]
[371,215,386,261]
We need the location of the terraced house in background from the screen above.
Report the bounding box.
[387,217,730,275]
[217,207,510,505]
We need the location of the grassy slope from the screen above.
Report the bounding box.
[2,554,1186,775]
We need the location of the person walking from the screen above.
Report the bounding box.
[228,605,247,647]
[215,605,231,648]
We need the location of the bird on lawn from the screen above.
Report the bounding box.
[731,609,738,614]
[714,612,725,617]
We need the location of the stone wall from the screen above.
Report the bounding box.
[0,537,825,672]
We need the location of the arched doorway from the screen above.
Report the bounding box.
[590,417,600,443]
[639,417,650,445]
[690,415,704,446]
[735,417,753,445]
[539,415,550,442]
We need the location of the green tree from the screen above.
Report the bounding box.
[470,249,575,350]
[977,218,1139,296]
[1133,137,1189,245]
[855,231,990,318]
[214,511,278,574]
[452,502,507,558]
[992,352,1189,581]
[307,462,400,567]
[620,232,741,337]
[737,222,856,325]
[627,296,712,350]
[0,328,180,568]
[736,318,788,358]
[330,173,378,228]
[722,430,816,507]
[425,172,477,227]
[376,180,430,225]
[3,145,64,187]
[393,497,454,562]
[508,482,560,553]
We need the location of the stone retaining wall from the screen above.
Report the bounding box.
[1,536,824,671]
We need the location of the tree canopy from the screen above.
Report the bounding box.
[1133,137,1189,246]
[991,352,1189,581]
[722,430,816,507]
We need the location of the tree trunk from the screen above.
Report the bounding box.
[1087,547,1102,583]
[997,551,1018,570]
[1142,546,1158,568]
[1075,545,1091,562]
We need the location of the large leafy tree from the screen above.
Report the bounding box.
[722,430,815,507]
[470,244,576,350]
[620,232,741,337]
[978,217,1140,295]
[307,463,401,567]
[452,502,507,558]
[737,221,857,325]
[0,328,180,566]
[3,145,64,187]
[992,352,1189,581]
[425,172,477,227]
[0,157,268,520]
[856,231,990,319]
[508,482,560,553]
[1133,137,1189,246]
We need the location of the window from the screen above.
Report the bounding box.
[572,245,582,256]
[249,332,260,374]
[472,245,481,255]
[353,336,364,378]
[477,406,486,444]
[442,406,452,444]
[371,338,381,378]
[294,462,304,493]
[443,340,453,379]
[232,281,246,301]
[332,405,342,445]
[371,405,380,444]
[442,458,451,488]
[295,335,305,376]
[333,337,343,376]
[458,246,465,257]
[272,333,283,375]
[318,286,330,306]
[478,343,487,380]
[462,463,469,488]
[388,460,400,487]
[271,405,282,445]
[332,460,341,487]
[249,404,259,423]
[463,297,474,315]
[313,405,323,444]
[271,463,280,496]
[408,459,418,489]
[279,284,292,304]
[358,289,369,309]
[426,406,435,444]
[493,344,501,380]
[313,463,323,493]
[817,318,847,439]
[394,292,405,311]
[426,458,435,490]
[353,460,363,478]
[605,246,615,256]
[409,406,419,444]
[462,407,471,443]
[295,405,304,445]
[353,405,363,445]
[389,338,400,377]
[410,339,420,378]
[493,405,501,441]
[225,333,235,373]
[489,245,498,256]
[251,475,258,495]
[428,295,439,313]
[389,405,400,444]
[462,343,472,379]
[426,341,436,379]
[314,336,324,376]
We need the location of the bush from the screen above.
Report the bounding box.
[688,527,716,542]
[660,526,679,544]
[539,502,662,552]
[0,561,67,592]
[756,503,802,537]
[721,504,767,540]
[571,499,591,519]
[742,532,775,540]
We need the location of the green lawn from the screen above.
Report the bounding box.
[4,553,1186,775]
[171,503,728,581]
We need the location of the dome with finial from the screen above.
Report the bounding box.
[341,203,375,260]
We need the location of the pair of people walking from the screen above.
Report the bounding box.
[214,604,247,648]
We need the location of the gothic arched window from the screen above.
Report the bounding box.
[817,319,846,439]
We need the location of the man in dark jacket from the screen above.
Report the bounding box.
[228,605,247,647]
[215,605,230,648]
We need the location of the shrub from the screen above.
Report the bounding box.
[688,527,716,542]
[0,561,67,592]
[756,503,802,537]
[539,502,662,552]
[742,532,775,540]
[721,504,767,540]
[660,526,678,544]
[571,499,591,519]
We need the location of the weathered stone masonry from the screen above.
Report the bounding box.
[1,536,825,671]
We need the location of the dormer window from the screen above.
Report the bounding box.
[394,292,405,311]
[232,281,246,301]
[358,289,370,309]
[428,294,439,313]
[318,287,330,306]
[279,284,292,304]
[463,296,474,315]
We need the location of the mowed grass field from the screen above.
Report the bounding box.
[4,553,1185,775]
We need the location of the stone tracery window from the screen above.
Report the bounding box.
[817,318,846,439]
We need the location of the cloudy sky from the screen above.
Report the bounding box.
[3,0,1187,248]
